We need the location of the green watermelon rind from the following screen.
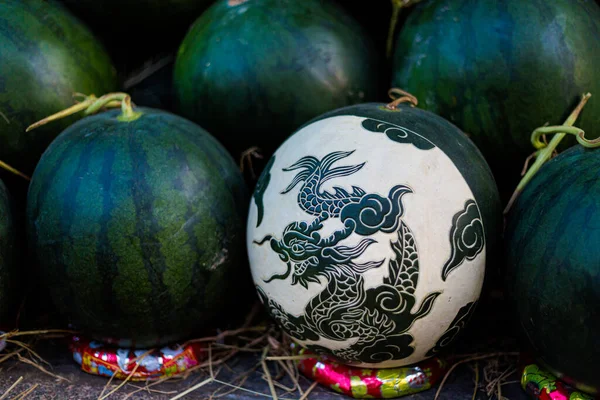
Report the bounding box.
[27,107,250,348]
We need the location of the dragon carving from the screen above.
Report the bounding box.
[254,150,442,364]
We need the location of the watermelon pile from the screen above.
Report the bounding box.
[0,0,597,397]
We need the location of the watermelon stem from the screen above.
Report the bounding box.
[26,96,97,132]
[0,160,30,181]
[504,93,592,215]
[240,146,263,179]
[87,93,142,122]
[386,0,424,58]
[26,92,142,133]
[386,88,418,109]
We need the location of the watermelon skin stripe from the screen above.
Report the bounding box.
[128,129,171,339]
[62,138,108,333]
[96,148,118,323]
[28,137,84,324]
[391,0,600,195]
[27,108,249,348]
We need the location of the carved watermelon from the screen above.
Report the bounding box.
[246,103,501,367]
[27,106,250,348]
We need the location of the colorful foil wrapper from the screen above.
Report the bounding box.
[70,336,205,381]
[293,345,446,398]
[521,364,595,400]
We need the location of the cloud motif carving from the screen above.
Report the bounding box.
[441,200,485,281]
[361,118,435,150]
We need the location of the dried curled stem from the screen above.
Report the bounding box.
[386,88,419,109]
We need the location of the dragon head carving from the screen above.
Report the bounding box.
[255,220,383,289]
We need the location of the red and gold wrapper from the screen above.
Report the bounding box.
[70,336,205,381]
[521,364,595,400]
[293,345,446,398]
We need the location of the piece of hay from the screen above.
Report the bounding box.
[261,347,278,400]
[12,383,39,400]
[97,350,152,400]
[298,381,318,400]
[0,376,22,400]
[434,352,520,400]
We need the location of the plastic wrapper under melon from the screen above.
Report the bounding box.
[522,364,595,400]
[293,344,446,398]
[71,336,205,381]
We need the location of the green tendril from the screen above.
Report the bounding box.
[504,93,593,215]
[531,125,600,150]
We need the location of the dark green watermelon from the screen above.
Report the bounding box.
[505,146,600,394]
[173,0,382,160]
[392,0,600,197]
[0,0,117,179]
[0,179,17,327]
[27,107,250,348]
[59,0,214,68]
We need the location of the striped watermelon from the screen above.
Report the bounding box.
[0,179,16,326]
[392,0,600,196]
[173,0,382,160]
[505,145,600,394]
[27,107,250,348]
[0,0,117,181]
